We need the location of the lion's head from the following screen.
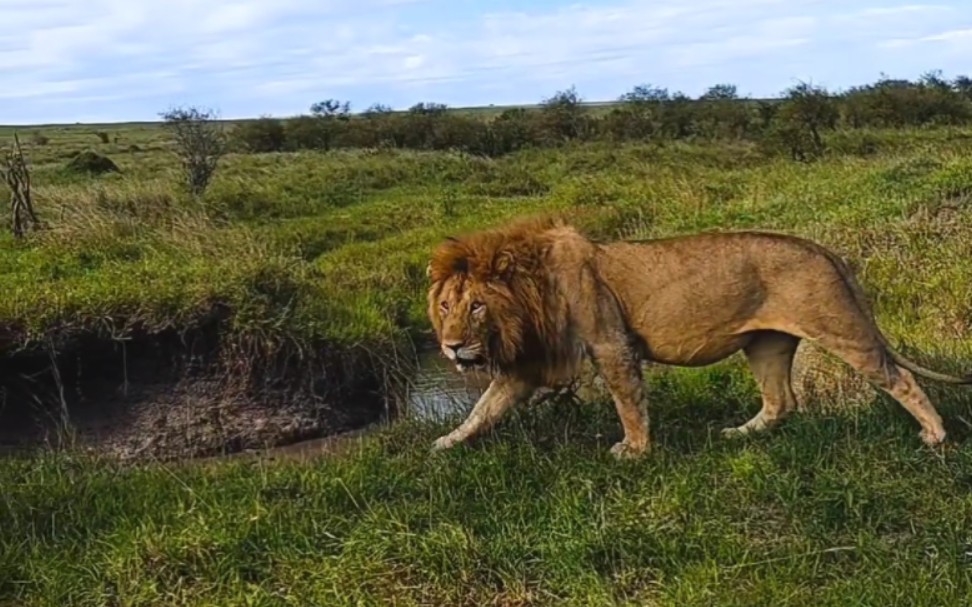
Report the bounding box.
[426,217,571,376]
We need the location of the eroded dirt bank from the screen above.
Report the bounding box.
[0,326,405,462]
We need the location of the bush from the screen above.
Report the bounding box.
[694,84,756,140]
[284,115,332,151]
[841,72,972,128]
[226,70,972,161]
[765,82,839,162]
[234,116,286,153]
[159,105,228,197]
[536,86,592,145]
[305,99,352,151]
[486,108,537,155]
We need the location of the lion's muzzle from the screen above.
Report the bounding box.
[441,339,486,372]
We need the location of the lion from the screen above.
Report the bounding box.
[425,216,972,459]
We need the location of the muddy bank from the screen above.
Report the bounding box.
[0,321,915,464]
[0,326,409,461]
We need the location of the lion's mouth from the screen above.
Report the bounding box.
[454,351,486,372]
[455,353,486,372]
[441,342,486,372]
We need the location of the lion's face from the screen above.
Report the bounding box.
[427,227,554,374]
[429,275,497,372]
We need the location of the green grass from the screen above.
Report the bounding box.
[4,382,972,605]
[2,123,972,604]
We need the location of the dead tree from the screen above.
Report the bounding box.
[1,133,41,238]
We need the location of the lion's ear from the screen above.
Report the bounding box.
[493,250,515,279]
[425,261,432,279]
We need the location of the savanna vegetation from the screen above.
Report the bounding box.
[2,71,972,605]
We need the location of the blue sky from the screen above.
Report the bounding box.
[2,0,971,125]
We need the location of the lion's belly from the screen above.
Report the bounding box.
[637,326,751,366]
[625,287,761,367]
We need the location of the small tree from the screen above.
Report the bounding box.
[658,92,697,139]
[310,98,351,118]
[609,84,671,140]
[954,75,972,100]
[769,81,839,161]
[159,105,227,197]
[407,102,448,116]
[538,86,590,144]
[699,83,739,101]
[306,99,352,151]
[696,83,753,139]
[487,107,536,155]
[349,103,396,148]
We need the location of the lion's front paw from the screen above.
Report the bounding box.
[919,427,946,447]
[430,435,457,453]
[721,426,747,439]
[609,440,648,460]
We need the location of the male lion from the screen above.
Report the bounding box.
[425,217,972,458]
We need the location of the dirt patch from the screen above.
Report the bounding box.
[0,328,401,462]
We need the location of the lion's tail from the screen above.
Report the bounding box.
[886,348,972,385]
[822,243,972,386]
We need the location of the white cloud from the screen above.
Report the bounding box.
[878,26,972,52]
[0,0,970,123]
[924,27,972,42]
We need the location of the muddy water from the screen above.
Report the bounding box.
[395,348,491,422]
[220,349,493,462]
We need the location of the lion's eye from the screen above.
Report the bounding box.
[470,301,484,313]
[440,301,450,312]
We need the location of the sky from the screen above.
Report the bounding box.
[1,0,971,125]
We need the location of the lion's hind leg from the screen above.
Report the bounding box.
[796,321,946,446]
[722,330,801,439]
[881,366,947,446]
[824,342,946,447]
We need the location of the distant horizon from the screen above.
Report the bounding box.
[4,69,970,130]
[3,0,971,126]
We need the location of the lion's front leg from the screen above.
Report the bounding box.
[589,341,651,460]
[430,375,535,453]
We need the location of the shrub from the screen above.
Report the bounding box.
[159,105,228,197]
[234,116,287,153]
[694,83,756,140]
[305,99,352,151]
[766,82,839,162]
[841,72,972,128]
[536,86,592,145]
[189,70,972,160]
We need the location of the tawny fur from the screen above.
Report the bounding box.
[426,216,972,458]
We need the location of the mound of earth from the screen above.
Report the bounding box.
[66,150,121,175]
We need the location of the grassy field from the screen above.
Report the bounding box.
[2,122,972,604]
